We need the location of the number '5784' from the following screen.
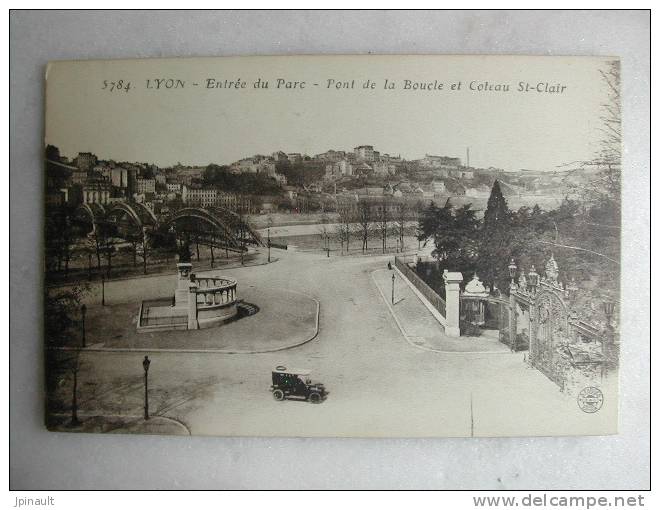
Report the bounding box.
[102,80,132,92]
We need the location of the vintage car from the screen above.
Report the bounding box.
[270,365,327,403]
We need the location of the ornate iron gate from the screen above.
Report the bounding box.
[531,289,569,388]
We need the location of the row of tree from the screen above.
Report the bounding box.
[318,202,421,254]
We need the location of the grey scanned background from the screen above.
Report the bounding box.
[10,10,650,489]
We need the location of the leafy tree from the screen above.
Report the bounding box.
[476,181,512,292]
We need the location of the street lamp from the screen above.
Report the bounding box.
[101,275,106,306]
[142,355,151,420]
[603,299,615,328]
[267,227,271,263]
[508,259,517,279]
[391,273,396,304]
[80,304,87,348]
[527,265,539,294]
[508,258,517,291]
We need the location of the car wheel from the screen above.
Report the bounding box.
[273,389,285,401]
[309,392,322,404]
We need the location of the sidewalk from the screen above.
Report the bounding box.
[371,268,510,354]
[75,287,319,354]
[47,414,191,435]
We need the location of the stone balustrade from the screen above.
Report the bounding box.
[187,275,239,329]
[192,276,238,308]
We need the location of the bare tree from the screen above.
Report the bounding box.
[357,200,373,253]
[335,205,355,254]
[376,199,392,254]
[393,202,410,252]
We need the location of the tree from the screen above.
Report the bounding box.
[357,201,374,253]
[419,200,479,266]
[393,202,410,252]
[376,200,391,253]
[476,181,512,292]
[45,203,78,277]
[550,60,621,295]
[45,282,89,425]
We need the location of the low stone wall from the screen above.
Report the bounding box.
[394,256,446,317]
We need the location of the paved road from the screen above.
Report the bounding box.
[72,248,618,437]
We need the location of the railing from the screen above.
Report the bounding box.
[192,276,238,309]
[138,299,187,327]
[394,256,446,317]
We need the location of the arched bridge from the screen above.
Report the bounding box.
[168,207,263,252]
[73,202,262,252]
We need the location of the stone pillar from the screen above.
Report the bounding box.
[443,270,463,337]
[175,262,193,307]
[187,283,199,329]
[509,292,517,351]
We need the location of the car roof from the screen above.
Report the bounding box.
[273,366,311,376]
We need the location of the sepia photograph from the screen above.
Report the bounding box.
[42,54,621,438]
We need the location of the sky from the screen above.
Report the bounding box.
[45,55,614,172]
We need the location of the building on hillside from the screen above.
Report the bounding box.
[70,168,89,186]
[174,165,206,185]
[83,179,111,205]
[166,182,182,193]
[354,145,375,162]
[135,178,156,194]
[420,154,462,169]
[182,185,217,207]
[314,150,347,162]
[325,160,353,179]
[354,162,373,176]
[74,152,98,172]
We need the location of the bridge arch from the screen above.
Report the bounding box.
[167,206,263,252]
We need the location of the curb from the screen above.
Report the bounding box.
[50,413,192,435]
[46,256,280,290]
[52,292,320,355]
[370,269,513,356]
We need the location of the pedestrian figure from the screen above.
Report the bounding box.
[387,261,392,270]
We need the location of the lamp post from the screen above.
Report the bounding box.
[528,265,539,294]
[80,304,87,348]
[101,276,105,306]
[267,227,271,263]
[142,356,151,420]
[87,252,92,281]
[508,258,517,291]
[391,273,396,304]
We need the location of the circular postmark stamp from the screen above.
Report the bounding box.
[577,386,604,413]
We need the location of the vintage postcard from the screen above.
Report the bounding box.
[44,55,620,437]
